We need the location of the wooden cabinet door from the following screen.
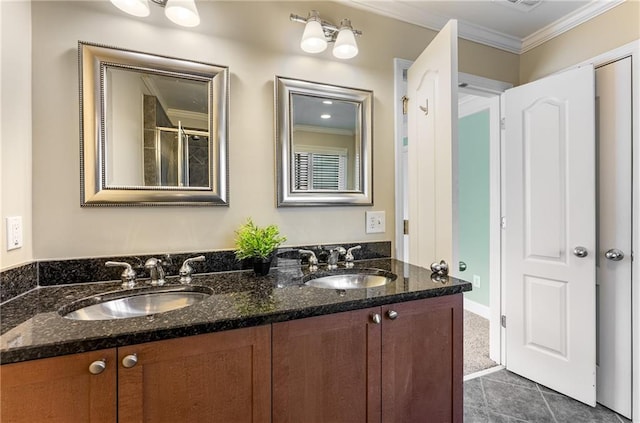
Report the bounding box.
[118,325,271,423]
[0,348,117,423]
[381,294,463,423]
[272,307,382,423]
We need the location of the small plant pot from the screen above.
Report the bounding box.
[253,257,273,276]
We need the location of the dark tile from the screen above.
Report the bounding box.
[483,370,538,390]
[487,411,529,422]
[536,383,560,396]
[465,405,489,423]
[465,378,486,408]
[543,392,621,423]
[483,378,554,422]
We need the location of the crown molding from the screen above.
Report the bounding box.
[521,0,625,53]
[346,0,625,55]
[345,0,522,53]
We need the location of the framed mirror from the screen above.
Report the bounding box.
[275,77,373,206]
[79,42,229,206]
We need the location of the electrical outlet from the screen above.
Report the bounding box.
[6,216,23,251]
[473,275,481,288]
[365,211,385,234]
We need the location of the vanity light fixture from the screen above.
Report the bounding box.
[110,0,200,27]
[290,10,362,59]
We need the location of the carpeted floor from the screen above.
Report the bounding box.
[464,310,498,375]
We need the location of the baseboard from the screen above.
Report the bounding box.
[464,298,490,319]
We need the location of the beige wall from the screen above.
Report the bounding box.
[29,1,518,260]
[520,1,640,83]
[1,1,33,270]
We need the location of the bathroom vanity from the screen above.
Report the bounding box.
[0,257,470,422]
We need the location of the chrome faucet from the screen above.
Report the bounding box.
[105,261,137,288]
[327,247,346,269]
[145,258,166,286]
[299,249,318,272]
[179,255,206,284]
[345,245,361,268]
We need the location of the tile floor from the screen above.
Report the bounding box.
[464,369,631,423]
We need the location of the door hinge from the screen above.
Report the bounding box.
[501,315,506,328]
[403,219,409,235]
[501,216,507,229]
[500,117,506,130]
[401,96,408,115]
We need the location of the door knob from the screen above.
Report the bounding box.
[122,353,138,368]
[387,310,398,320]
[89,359,106,375]
[605,249,624,261]
[459,261,467,272]
[573,246,588,258]
[371,313,381,324]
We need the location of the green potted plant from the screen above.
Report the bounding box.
[234,218,286,276]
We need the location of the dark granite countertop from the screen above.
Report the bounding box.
[0,259,471,364]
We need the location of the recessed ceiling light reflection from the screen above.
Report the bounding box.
[322,100,333,105]
[321,114,331,119]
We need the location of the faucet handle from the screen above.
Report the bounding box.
[179,255,206,284]
[105,261,137,288]
[299,249,318,271]
[345,245,362,267]
[344,245,362,261]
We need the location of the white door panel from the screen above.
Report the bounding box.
[407,20,457,269]
[595,56,632,419]
[505,65,596,406]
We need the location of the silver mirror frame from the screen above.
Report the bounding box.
[275,76,373,207]
[79,41,229,206]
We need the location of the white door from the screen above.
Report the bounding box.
[407,19,457,269]
[504,65,596,406]
[595,56,633,418]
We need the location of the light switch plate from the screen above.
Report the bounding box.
[366,211,385,234]
[6,216,23,251]
[473,275,481,288]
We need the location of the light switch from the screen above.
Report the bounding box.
[473,275,481,288]
[365,211,385,234]
[6,216,23,251]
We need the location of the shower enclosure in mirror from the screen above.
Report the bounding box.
[275,77,373,206]
[79,42,229,206]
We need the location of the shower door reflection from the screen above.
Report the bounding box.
[146,125,210,187]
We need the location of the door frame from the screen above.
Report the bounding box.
[458,93,502,364]
[393,62,510,365]
[552,39,639,418]
[395,39,639,415]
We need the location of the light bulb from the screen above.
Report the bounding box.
[110,0,150,17]
[300,12,327,54]
[165,0,200,27]
[333,20,358,59]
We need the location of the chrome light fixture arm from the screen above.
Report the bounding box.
[289,13,363,41]
[290,10,362,59]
